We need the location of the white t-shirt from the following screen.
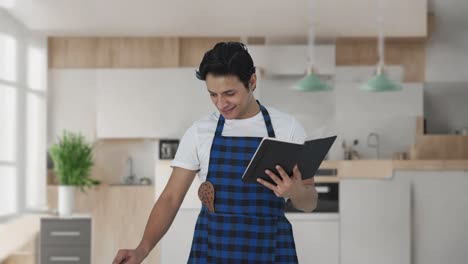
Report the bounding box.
[171,106,309,181]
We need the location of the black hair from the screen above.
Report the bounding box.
[196,42,256,90]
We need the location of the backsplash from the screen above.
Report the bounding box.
[74,139,157,184]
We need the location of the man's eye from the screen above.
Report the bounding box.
[210,94,216,97]
[226,92,235,96]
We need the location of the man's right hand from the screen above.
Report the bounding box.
[112,247,146,264]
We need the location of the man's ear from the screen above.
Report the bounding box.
[249,74,257,92]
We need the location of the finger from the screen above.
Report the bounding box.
[292,164,301,180]
[257,177,277,192]
[265,169,282,185]
[113,250,127,264]
[275,165,290,182]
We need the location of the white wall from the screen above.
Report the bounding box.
[423,1,468,134]
[426,0,468,82]
[424,82,468,134]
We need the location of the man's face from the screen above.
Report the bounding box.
[206,73,255,119]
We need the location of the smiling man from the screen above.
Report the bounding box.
[113,42,318,264]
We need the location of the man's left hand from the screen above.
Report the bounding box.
[257,164,304,199]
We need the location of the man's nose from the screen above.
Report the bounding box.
[217,96,228,109]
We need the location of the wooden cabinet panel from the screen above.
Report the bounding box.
[336,38,425,82]
[49,37,180,68]
[48,38,99,68]
[179,37,240,67]
[412,135,468,159]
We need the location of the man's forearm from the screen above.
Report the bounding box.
[136,195,180,256]
[289,185,318,213]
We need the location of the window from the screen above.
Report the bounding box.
[0,19,47,219]
[0,33,18,218]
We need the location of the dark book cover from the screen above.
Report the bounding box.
[241,135,337,185]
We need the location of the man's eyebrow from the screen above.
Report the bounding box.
[207,89,235,94]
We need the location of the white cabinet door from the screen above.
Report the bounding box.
[155,160,202,210]
[160,209,199,264]
[248,45,335,76]
[49,70,98,142]
[288,215,340,264]
[340,178,410,264]
[96,68,213,138]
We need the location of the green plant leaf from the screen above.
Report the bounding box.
[49,130,100,192]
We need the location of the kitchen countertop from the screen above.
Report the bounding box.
[313,160,468,180]
[285,212,340,221]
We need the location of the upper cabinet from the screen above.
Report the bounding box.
[96,68,214,138]
[248,45,335,76]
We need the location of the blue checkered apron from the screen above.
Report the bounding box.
[187,102,299,263]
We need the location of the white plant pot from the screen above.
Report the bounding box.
[58,185,75,217]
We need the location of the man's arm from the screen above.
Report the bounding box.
[113,167,197,263]
[137,167,197,255]
[289,178,318,213]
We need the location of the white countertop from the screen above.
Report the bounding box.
[285,212,340,221]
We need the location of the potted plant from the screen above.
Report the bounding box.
[49,130,100,216]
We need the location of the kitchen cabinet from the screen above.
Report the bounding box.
[248,45,335,76]
[48,70,98,141]
[160,209,199,264]
[287,213,340,264]
[47,186,159,264]
[161,211,340,264]
[40,216,92,264]
[96,68,214,138]
[340,177,410,264]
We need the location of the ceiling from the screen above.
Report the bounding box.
[2,0,427,37]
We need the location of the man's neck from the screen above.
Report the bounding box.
[237,100,260,119]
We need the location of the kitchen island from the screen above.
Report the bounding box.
[336,160,468,264]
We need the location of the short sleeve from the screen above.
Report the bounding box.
[170,124,200,171]
[290,118,307,144]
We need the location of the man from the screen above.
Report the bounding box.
[113,42,318,264]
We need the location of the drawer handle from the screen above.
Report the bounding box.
[50,231,81,237]
[316,186,330,193]
[50,256,80,262]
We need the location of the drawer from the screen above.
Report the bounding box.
[41,219,91,246]
[41,246,90,264]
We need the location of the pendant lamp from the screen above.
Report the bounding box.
[293,0,331,92]
[360,0,402,92]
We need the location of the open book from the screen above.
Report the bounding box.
[241,135,337,185]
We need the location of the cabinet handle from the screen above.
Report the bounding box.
[50,231,81,237]
[316,186,330,193]
[50,256,80,262]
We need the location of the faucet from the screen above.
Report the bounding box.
[367,132,380,159]
[124,156,136,184]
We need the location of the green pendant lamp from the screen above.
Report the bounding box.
[361,66,402,92]
[293,0,331,92]
[293,67,332,91]
[360,0,402,92]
